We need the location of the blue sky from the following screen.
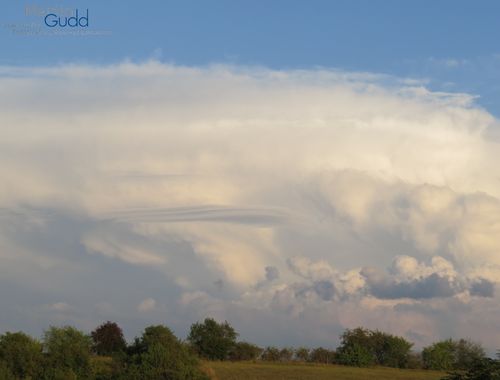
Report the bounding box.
[2,1,500,113]
[2,2,500,352]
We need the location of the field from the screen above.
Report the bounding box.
[203,361,446,380]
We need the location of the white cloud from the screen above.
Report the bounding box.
[48,302,71,312]
[138,298,157,313]
[0,62,499,351]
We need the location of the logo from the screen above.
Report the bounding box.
[44,9,89,28]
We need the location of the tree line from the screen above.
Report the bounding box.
[0,319,498,379]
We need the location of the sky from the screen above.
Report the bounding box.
[1,1,500,353]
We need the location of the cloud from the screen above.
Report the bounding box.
[361,256,494,300]
[265,266,280,281]
[0,62,499,351]
[49,302,71,312]
[138,298,157,313]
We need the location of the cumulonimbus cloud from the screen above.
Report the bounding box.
[0,61,499,350]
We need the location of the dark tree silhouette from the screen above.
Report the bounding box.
[91,321,127,356]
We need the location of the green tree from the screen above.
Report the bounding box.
[0,331,43,379]
[336,328,374,367]
[423,339,485,371]
[260,346,280,361]
[370,330,413,368]
[187,318,237,361]
[125,325,208,380]
[279,347,294,362]
[42,326,92,379]
[423,339,457,371]
[455,339,485,370]
[0,360,15,380]
[228,342,262,361]
[336,327,412,368]
[443,357,500,380]
[337,343,373,367]
[309,347,336,364]
[91,321,127,356]
[294,347,310,362]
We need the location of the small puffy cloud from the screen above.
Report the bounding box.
[138,298,157,313]
[48,302,71,312]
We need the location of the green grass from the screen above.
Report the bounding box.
[203,361,446,380]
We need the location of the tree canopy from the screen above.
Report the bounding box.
[187,318,237,361]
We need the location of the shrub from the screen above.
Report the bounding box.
[336,327,412,368]
[309,347,335,364]
[261,346,281,361]
[228,342,262,361]
[295,347,310,362]
[423,339,485,371]
[42,326,92,378]
[0,331,43,379]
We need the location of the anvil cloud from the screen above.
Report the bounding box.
[0,62,499,351]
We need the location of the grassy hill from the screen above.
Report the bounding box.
[203,361,446,380]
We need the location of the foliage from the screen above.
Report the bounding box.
[228,341,262,361]
[336,327,413,368]
[0,360,15,380]
[42,326,93,379]
[423,339,485,371]
[279,347,294,362]
[407,352,424,369]
[337,342,374,367]
[442,357,500,380]
[125,325,208,380]
[294,347,310,362]
[0,331,43,379]
[370,330,413,368]
[187,318,237,361]
[454,339,486,370]
[91,321,127,356]
[309,347,335,364]
[260,346,281,361]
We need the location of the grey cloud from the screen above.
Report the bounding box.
[101,206,288,226]
[265,266,280,281]
[2,63,500,352]
[362,259,496,300]
[313,280,336,301]
[364,270,463,299]
[470,278,495,298]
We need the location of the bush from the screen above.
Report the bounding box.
[42,326,92,379]
[442,357,500,380]
[294,347,310,362]
[228,342,262,361]
[423,339,485,371]
[0,360,15,380]
[261,346,281,361]
[0,331,43,379]
[279,347,294,362]
[337,343,373,367]
[336,327,412,368]
[309,347,335,364]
